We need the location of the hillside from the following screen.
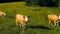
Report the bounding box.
[0,1,60,34]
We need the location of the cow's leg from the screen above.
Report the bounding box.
[56,22,59,26]
[54,21,56,26]
[18,23,22,28]
[16,21,18,26]
[49,20,51,24]
[22,23,26,29]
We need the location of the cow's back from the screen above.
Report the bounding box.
[16,14,26,24]
[48,15,59,21]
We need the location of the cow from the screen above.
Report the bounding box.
[48,14,60,26]
[0,11,6,17]
[16,14,29,29]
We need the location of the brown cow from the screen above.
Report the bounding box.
[0,11,6,17]
[48,14,60,26]
[16,14,29,29]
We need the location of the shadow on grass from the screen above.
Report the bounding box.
[26,25,52,30]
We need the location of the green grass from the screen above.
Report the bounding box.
[0,1,60,34]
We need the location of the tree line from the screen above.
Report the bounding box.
[25,0,58,7]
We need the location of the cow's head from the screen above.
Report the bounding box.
[23,16,30,22]
[3,12,6,16]
[58,15,60,19]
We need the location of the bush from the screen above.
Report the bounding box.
[25,0,39,6]
[25,0,58,7]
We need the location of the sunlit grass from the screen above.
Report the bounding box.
[0,1,60,34]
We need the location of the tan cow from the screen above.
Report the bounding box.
[0,11,6,17]
[16,14,29,29]
[48,14,60,26]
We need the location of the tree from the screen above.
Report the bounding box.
[25,0,58,7]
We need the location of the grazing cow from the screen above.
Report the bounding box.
[48,14,60,26]
[16,14,29,29]
[0,11,6,17]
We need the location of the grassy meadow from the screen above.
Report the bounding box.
[0,1,60,34]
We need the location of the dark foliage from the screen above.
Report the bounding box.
[0,0,24,3]
[25,0,58,7]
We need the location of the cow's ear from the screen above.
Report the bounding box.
[23,16,25,18]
